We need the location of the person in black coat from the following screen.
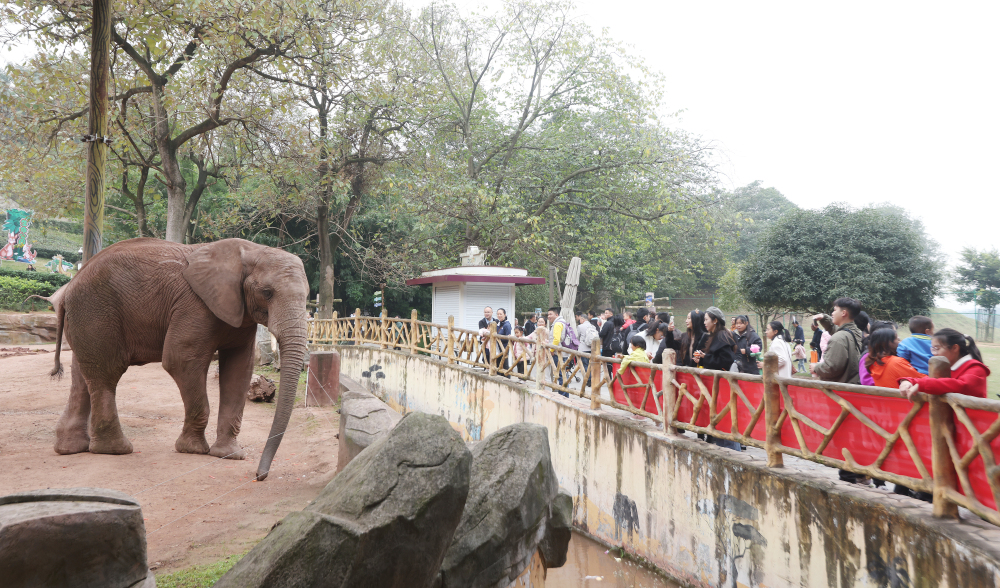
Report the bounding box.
[733,315,763,375]
[695,306,742,451]
[523,314,536,337]
[694,307,737,371]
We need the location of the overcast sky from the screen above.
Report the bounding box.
[404,0,998,281]
[5,2,996,300]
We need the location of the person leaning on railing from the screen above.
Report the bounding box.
[810,298,867,485]
[809,297,864,384]
[899,328,992,399]
[866,326,926,388]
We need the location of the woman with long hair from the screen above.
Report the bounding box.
[677,310,707,367]
[757,320,794,378]
[865,327,925,388]
[900,328,990,399]
[693,307,736,371]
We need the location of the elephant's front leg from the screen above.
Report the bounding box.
[164,351,213,455]
[54,355,92,454]
[211,340,255,460]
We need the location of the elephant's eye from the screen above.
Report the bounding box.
[262,288,274,300]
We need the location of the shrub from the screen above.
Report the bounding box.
[33,247,82,264]
[0,275,58,310]
[0,266,72,288]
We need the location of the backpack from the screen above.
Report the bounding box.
[609,327,629,355]
[561,319,580,350]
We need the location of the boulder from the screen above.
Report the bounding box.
[0,487,155,588]
[246,374,276,403]
[215,412,472,588]
[435,423,572,588]
[337,385,403,471]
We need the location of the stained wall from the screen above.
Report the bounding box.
[335,346,1000,588]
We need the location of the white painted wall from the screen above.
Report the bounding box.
[336,347,1000,588]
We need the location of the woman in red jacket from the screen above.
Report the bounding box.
[900,329,991,399]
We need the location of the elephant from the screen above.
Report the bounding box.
[46,237,309,481]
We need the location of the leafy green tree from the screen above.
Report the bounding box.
[721,181,798,262]
[738,204,943,322]
[954,247,1000,342]
[399,0,725,305]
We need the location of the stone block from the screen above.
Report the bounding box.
[307,350,341,406]
[0,487,154,588]
[216,412,472,588]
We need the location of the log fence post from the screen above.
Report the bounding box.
[762,351,784,468]
[489,322,498,376]
[447,316,456,364]
[410,309,419,355]
[354,308,361,346]
[589,342,601,410]
[662,349,680,436]
[380,308,388,349]
[928,356,960,519]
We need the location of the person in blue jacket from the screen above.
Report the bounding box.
[897,315,934,375]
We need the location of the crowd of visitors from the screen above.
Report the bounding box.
[470,297,992,491]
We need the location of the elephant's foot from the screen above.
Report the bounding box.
[54,430,91,455]
[175,433,210,455]
[89,435,134,455]
[209,439,246,460]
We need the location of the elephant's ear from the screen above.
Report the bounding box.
[182,240,246,328]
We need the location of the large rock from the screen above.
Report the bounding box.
[246,374,276,403]
[434,423,572,588]
[215,412,472,588]
[337,384,403,471]
[0,487,155,588]
[0,312,58,345]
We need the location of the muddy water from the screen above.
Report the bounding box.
[546,532,679,588]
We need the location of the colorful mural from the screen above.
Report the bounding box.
[0,209,37,263]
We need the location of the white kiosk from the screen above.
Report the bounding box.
[405,246,545,331]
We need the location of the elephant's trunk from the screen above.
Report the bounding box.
[255,314,308,481]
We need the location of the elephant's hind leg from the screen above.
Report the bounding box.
[54,355,92,455]
[85,367,134,455]
[210,340,255,460]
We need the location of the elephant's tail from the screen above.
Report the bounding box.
[20,294,53,313]
[50,297,65,379]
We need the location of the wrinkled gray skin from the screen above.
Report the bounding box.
[48,238,308,480]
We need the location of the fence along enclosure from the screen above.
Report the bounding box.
[308,311,1000,526]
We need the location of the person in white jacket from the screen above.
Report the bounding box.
[757,320,794,378]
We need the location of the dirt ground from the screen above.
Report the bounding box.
[0,345,341,575]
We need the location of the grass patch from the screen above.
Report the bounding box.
[979,343,1000,399]
[155,551,248,588]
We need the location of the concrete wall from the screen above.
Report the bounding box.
[0,312,57,345]
[336,346,1000,588]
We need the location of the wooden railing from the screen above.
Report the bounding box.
[308,311,1000,526]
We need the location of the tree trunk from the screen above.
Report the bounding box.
[82,0,111,262]
[316,201,334,319]
[150,85,187,243]
[315,102,335,319]
[182,156,211,244]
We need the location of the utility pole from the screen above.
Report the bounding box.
[82,0,111,264]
